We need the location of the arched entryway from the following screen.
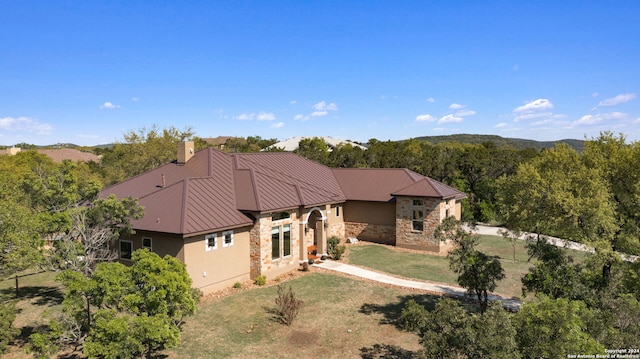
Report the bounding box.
[302,208,326,260]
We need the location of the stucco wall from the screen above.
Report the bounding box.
[118,231,184,262]
[395,197,443,252]
[343,201,396,226]
[183,227,252,294]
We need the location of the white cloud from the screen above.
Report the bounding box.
[426,97,436,103]
[438,114,463,124]
[598,93,636,107]
[131,97,140,101]
[415,114,436,122]
[495,122,510,129]
[449,103,464,110]
[514,98,554,113]
[257,112,276,121]
[573,112,627,126]
[293,114,307,121]
[290,100,297,105]
[313,101,338,111]
[592,92,599,98]
[270,122,284,129]
[456,110,476,117]
[311,111,328,117]
[514,112,553,122]
[237,113,255,121]
[0,116,53,134]
[99,102,120,110]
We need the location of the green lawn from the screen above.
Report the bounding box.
[345,235,588,299]
[164,272,427,359]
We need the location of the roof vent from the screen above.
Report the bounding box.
[177,141,194,164]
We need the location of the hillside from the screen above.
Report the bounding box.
[411,134,585,151]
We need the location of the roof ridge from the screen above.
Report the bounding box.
[179,178,190,234]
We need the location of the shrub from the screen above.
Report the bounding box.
[274,284,303,326]
[233,282,242,289]
[254,276,267,286]
[400,299,429,333]
[327,236,346,260]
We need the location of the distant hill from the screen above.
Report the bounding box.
[411,134,585,152]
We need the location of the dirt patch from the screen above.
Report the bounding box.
[289,329,319,346]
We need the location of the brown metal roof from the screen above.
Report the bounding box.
[100,148,465,237]
[332,168,465,202]
[391,178,467,199]
[232,152,346,211]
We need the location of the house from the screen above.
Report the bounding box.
[100,141,466,294]
[266,136,367,151]
[2,146,100,163]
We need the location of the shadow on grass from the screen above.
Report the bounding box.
[359,293,441,328]
[0,285,64,306]
[360,343,416,359]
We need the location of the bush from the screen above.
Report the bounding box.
[274,284,303,326]
[233,282,242,289]
[327,236,346,260]
[254,276,267,286]
[400,299,429,333]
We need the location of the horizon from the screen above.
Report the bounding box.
[1,1,639,146]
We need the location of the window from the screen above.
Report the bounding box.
[412,210,424,231]
[205,233,217,251]
[272,224,292,260]
[445,208,451,218]
[283,224,291,257]
[272,212,290,221]
[222,230,234,247]
[272,226,280,259]
[412,198,425,232]
[120,240,133,260]
[142,237,152,250]
[335,205,340,217]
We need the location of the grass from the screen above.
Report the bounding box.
[345,235,589,299]
[1,271,64,359]
[163,272,429,359]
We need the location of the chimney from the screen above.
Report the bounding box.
[177,141,194,164]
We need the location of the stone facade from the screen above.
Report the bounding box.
[345,222,396,245]
[249,211,301,279]
[395,196,444,252]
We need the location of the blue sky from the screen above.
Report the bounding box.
[1,1,639,146]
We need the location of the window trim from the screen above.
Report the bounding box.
[412,198,425,232]
[120,240,133,261]
[205,233,218,251]
[271,224,292,260]
[142,237,152,251]
[222,230,234,248]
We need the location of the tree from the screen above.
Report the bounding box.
[0,303,20,354]
[99,125,194,185]
[514,296,604,358]
[47,195,143,276]
[419,298,471,359]
[436,218,505,312]
[294,137,330,165]
[47,250,200,357]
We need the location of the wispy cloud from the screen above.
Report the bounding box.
[257,112,276,121]
[313,101,338,112]
[426,97,436,103]
[294,114,308,121]
[311,111,327,117]
[449,103,464,110]
[0,116,53,134]
[514,98,554,113]
[290,100,297,105]
[438,114,463,124]
[131,97,140,102]
[99,102,120,110]
[415,114,436,122]
[598,93,636,107]
[573,112,627,126]
[237,113,255,120]
[270,122,284,129]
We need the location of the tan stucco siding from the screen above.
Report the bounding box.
[183,227,252,294]
[343,201,396,226]
[118,231,184,263]
[327,204,346,239]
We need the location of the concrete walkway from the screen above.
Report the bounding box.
[472,224,638,262]
[313,260,522,311]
